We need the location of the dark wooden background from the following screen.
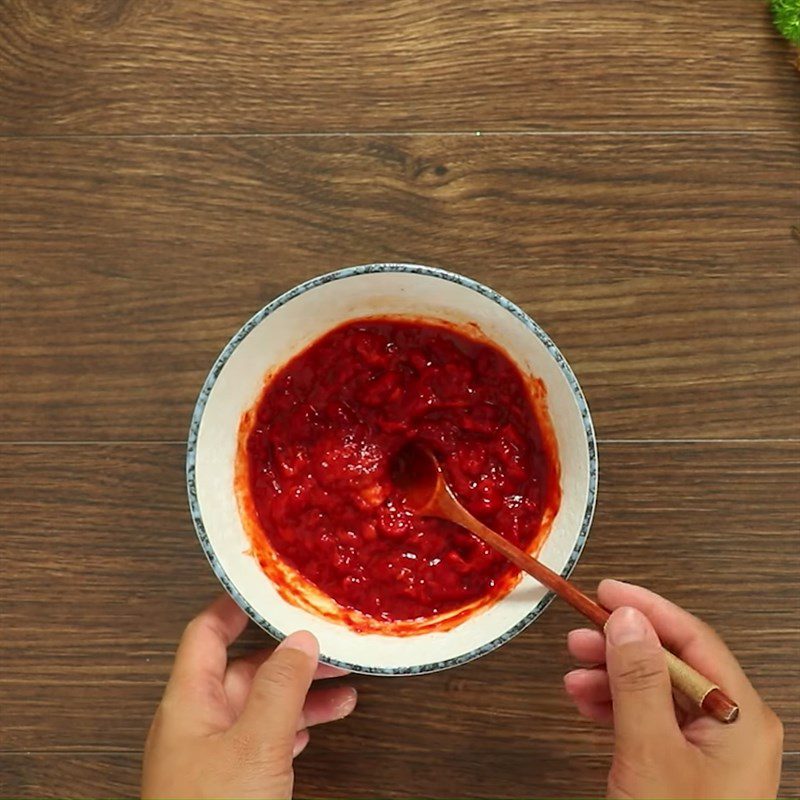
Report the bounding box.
[1,1,798,797]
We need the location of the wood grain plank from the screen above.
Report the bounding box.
[1,1,798,135]
[3,751,799,799]
[0,751,602,800]
[1,752,799,800]
[2,134,798,441]
[1,441,797,788]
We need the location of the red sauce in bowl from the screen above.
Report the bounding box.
[238,318,560,633]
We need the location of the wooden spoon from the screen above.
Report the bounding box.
[392,442,739,724]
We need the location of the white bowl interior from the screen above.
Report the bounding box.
[192,268,593,672]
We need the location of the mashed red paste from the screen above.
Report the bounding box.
[242,318,560,626]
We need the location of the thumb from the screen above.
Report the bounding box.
[234,631,319,762]
[605,606,681,758]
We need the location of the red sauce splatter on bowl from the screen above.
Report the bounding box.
[237,318,560,634]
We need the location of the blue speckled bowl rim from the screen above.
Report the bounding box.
[187,263,598,676]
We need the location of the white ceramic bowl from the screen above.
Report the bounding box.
[187,264,597,674]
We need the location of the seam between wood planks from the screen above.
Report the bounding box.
[0,130,791,141]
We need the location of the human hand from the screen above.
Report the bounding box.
[142,594,357,799]
[564,579,783,799]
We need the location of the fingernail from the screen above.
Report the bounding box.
[292,729,310,758]
[336,687,358,718]
[566,629,580,647]
[277,630,319,660]
[606,607,648,646]
[566,629,591,647]
[563,671,581,696]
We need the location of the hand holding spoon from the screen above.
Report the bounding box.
[392,442,739,724]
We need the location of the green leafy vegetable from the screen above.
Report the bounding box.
[772,0,800,44]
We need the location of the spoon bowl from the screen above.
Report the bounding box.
[391,441,441,513]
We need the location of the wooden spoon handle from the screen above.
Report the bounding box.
[447,503,610,625]
[447,501,738,723]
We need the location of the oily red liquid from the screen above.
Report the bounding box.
[245,319,559,623]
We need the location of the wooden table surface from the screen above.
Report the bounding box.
[1,2,798,797]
